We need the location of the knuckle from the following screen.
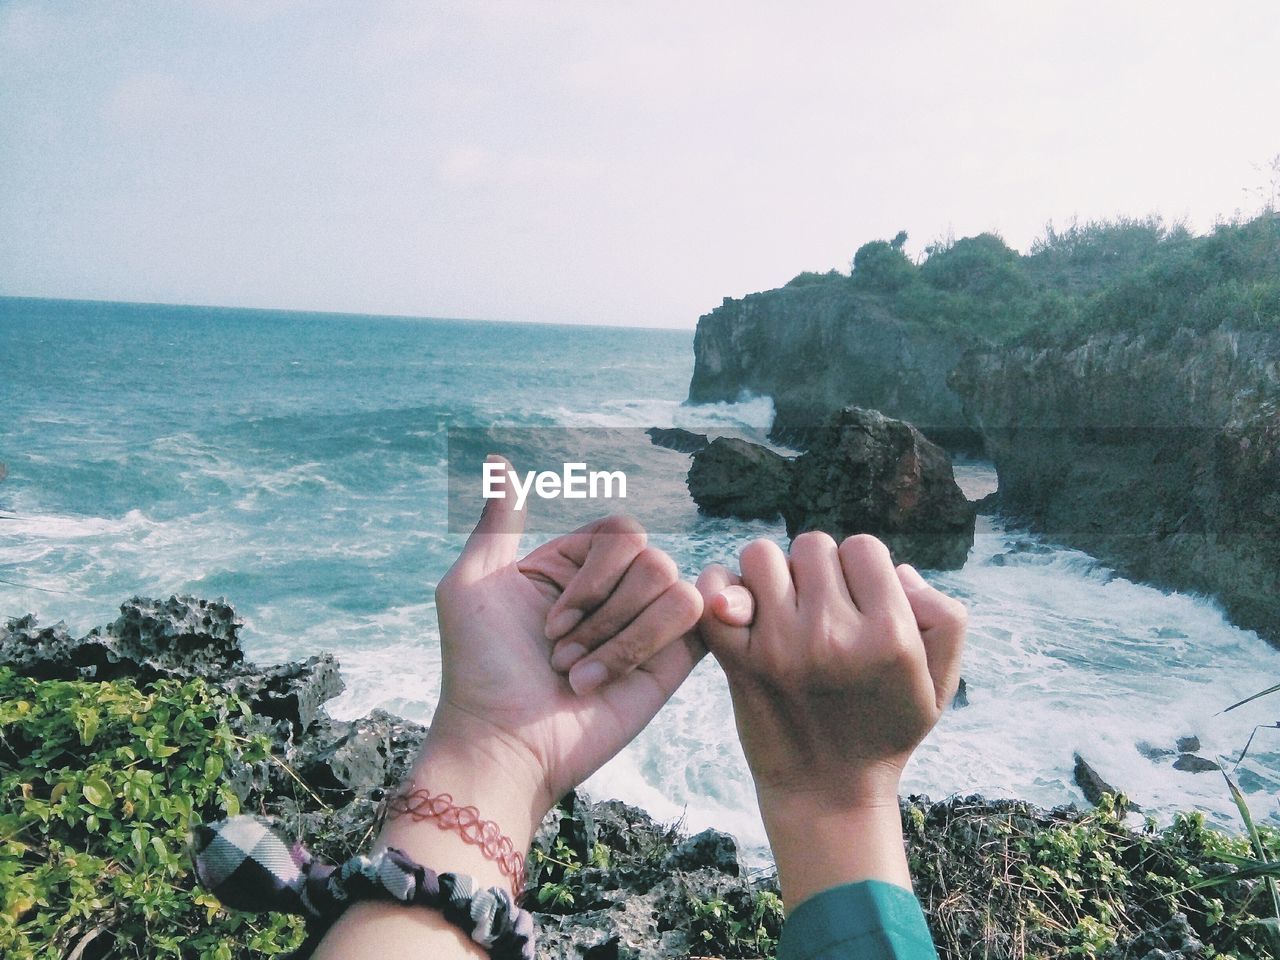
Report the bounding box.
[696,563,730,592]
[740,538,780,566]
[634,546,678,583]
[600,514,647,546]
[609,630,652,669]
[881,629,917,667]
[865,611,910,655]
[666,581,704,625]
[840,532,890,559]
[791,530,837,556]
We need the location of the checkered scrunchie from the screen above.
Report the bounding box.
[190,815,535,959]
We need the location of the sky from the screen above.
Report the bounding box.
[1,1,1277,328]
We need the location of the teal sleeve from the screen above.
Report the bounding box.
[777,880,938,960]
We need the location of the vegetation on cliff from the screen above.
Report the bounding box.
[777,211,1280,346]
[5,642,1280,959]
[0,666,305,959]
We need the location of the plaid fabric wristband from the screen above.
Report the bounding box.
[190,815,535,960]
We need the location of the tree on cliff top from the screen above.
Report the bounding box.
[851,234,915,292]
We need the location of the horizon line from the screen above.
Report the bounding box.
[0,293,697,333]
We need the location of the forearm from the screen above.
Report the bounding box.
[311,739,546,960]
[760,791,911,913]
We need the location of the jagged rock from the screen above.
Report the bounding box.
[1,596,245,682]
[1136,741,1175,761]
[89,595,244,676]
[785,408,974,569]
[686,437,791,520]
[293,710,427,800]
[1073,754,1139,809]
[1172,754,1219,774]
[645,427,709,455]
[0,615,83,680]
[236,654,344,734]
[662,829,740,877]
[1105,912,1203,960]
[1175,736,1200,753]
[952,677,969,709]
[972,490,1001,512]
[686,408,975,569]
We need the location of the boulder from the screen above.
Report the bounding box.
[645,427,709,455]
[952,677,969,709]
[662,829,741,877]
[686,437,791,521]
[785,407,976,569]
[1172,754,1220,774]
[1136,741,1175,761]
[687,409,975,569]
[1073,753,1141,810]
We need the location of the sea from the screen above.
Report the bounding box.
[3,296,1279,855]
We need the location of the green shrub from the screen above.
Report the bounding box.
[908,795,1280,960]
[688,888,783,958]
[0,667,305,959]
[783,269,844,289]
[919,233,1026,299]
[851,239,917,292]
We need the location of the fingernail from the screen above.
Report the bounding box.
[717,588,750,623]
[551,642,588,673]
[898,564,928,589]
[569,660,608,696]
[545,608,584,640]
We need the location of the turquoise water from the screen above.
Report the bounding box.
[3,296,1280,849]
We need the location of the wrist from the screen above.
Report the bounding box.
[373,734,549,895]
[755,768,910,912]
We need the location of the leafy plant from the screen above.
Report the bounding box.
[529,837,585,912]
[688,888,783,958]
[0,667,305,959]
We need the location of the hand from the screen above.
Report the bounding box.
[313,460,704,959]
[426,457,705,836]
[696,532,966,907]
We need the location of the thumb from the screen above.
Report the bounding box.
[896,564,967,708]
[695,564,753,666]
[457,455,527,577]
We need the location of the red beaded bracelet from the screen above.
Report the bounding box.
[382,784,527,897]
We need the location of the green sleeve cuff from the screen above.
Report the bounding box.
[777,880,938,960]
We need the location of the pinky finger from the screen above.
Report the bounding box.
[712,585,755,628]
[897,564,968,709]
[695,565,752,666]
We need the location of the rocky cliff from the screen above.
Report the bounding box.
[688,217,1280,644]
[953,327,1280,645]
[688,282,980,450]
